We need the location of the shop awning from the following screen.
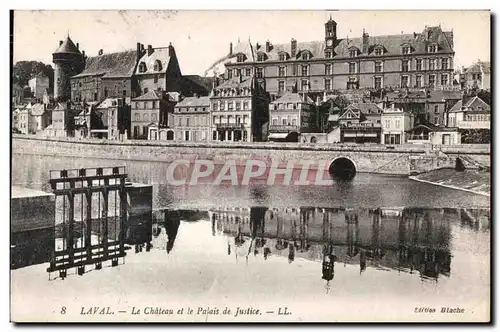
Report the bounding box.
[268,133,289,139]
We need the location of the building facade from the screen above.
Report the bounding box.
[218,19,454,100]
[268,92,317,142]
[463,61,490,91]
[135,44,183,95]
[173,96,210,142]
[130,90,174,139]
[70,48,140,104]
[95,98,131,139]
[52,36,86,101]
[381,103,414,144]
[448,96,490,129]
[28,73,50,100]
[406,122,460,145]
[210,76,269,142]
[338,103,382,143]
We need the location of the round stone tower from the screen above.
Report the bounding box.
[52,35,85,101]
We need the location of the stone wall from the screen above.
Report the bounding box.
[12,135,490,176]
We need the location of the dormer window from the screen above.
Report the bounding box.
[374,47,383,56]
[236,54,246,62]
[349,49,358,57]
[325,51,332,58]
[428,44,438,53]
[139,62,147,73]
[257,53,267,62]
[153,60,162,72]
[401,46,411,55]
[278,52,289,61]
[301,52,311,60]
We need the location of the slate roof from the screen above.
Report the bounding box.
[346,102,383,115]
[467,61,491,74]
[54,36,81,54]
[182,75,214,93]
[132,90,162,101]
[72,50,138,79]
[449,96,490,113]
[175,96,210,108]
[271,92,314,104]
[135,47,172,76]
[228,26,453,62]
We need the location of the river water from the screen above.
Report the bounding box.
[10,153,491,322]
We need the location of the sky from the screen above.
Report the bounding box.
[13,10,490,76]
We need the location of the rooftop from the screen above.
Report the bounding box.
[271,92,314,104]
[136,47,173,76]
[449,96,490,113]
[175,96,210,108]
[72,50,137,79]
[53,36,81,55]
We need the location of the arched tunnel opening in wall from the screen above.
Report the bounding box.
[328,157,357,181]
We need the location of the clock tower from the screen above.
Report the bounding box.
[325,16,337,51]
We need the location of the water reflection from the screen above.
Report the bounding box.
[11,205,490,288]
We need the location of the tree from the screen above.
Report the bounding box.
[12,61,54,91]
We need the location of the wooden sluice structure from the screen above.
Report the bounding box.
[46,166,152,280]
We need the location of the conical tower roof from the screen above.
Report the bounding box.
[53,35,81,55]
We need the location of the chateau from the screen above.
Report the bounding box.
[219,17,455,100]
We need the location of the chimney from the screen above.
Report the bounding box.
[82,50,85,58]
[137,42,142,58]
[98,49,103,56]
[265,40,272,53]
[362,29,369,54]
[147,44,153,56]
[291,38,297,57]
[76,43,79,50]
[59,40,63,46]
[141,44,145,52]
[229,42,233,55]
[168,42,174,57]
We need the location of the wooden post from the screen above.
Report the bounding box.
[102,181,109,261]
[85,181,92,262]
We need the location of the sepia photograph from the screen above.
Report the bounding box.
[9,9,491,323]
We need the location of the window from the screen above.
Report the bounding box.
[401,60,410,72]
[374,62,382,73]
[243,101,249,110]
[186,117,190,126]
[441,74,449,86]
[152,113,157,121]
[278,67,286,77]
[349,63,356,74]
[401,75,409,88]
[256,68,263,78]
[245,68,252,76]
[416,75,422,88]
[428,44,438,53]
[324,79,331,91]
[349,49,358,57]
[143,113,149,121]
[282,118,287,125]
[434,116,439,124]
[144,87,149,94]
[412,60,421,72]
[279,53,286,61]
[154,75,158,83]
[402,46,410,54]
[325,64,332,75]
[287,103,293,109]
[434,105,439,113]
[429,59,436,70]
[235,69,241,77]
[301,65,309,76]
[302,52,310,60]
[235,101,241,110]
[104,88,108,97]
[272,118,278,125]
[374,48,383,56]
[213,102,218,111]
[237,54,245,62]
[301,80,309,91]
[395,120,401,129]
[243,115,248,124]
[143,126,148,137]
[278,81,285,92]
[428,74,436,87]
[325,51,332,58]
[385,119,391,128]
[442,58,449,70]
[139,62,147,73]
[154,60,162,71]
[374,76,382,89]
[257,53,266,62]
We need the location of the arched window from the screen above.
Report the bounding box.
[152,113,157,121]
[153,60,162,71]
[135,113,140,121]
[143,113,149,121]
[139,62,147,73]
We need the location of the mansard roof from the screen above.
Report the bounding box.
[225,26,453,63]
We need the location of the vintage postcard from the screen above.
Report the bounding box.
[10,9,491,323]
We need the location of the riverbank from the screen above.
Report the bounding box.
[410,169,490,197]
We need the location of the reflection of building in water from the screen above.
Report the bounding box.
[212,206,462,282]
